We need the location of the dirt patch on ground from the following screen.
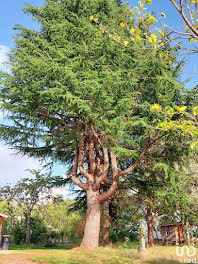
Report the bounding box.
[0,250,49,264]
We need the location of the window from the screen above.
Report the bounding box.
[166,225,171,235]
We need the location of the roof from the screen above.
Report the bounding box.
[0,212,8,218]
[160,222,182,226]
[160,222,193,227]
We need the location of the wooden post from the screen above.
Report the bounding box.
[139,227,146,258]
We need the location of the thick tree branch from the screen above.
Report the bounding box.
[98,135,164,203]
[88,133,96,175]
[78,132,94,182]
[94,147,109,191]
[114,143,150,181]
[72,147,88,191]
[110,151,119,178]
[98,182,117,203]
[94,141,102,168]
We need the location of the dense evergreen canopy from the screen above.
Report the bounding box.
[0,0,182,160]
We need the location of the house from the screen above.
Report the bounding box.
[0,212,8,242]
[160,222,193,244]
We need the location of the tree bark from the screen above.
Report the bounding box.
[80,188,101,248]
[102,200,111,246]
[147,205,154,247]
[25,211,31,245]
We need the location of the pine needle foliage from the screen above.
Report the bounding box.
[0,0,184,183]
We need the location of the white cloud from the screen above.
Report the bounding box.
[0,144,41,186]
[52,187,68,198]
[0,45,10,72]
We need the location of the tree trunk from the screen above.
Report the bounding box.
[147,205,154,247]
[25,211,31,245]
[80,188,101,248]
[102,200,111,246]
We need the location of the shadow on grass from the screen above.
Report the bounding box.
[146,259,181,264]
[9,241,79,251]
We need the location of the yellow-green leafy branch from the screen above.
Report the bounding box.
[151,104,198,149]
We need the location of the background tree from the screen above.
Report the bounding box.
[41,196,83,242]
[0,194,83,246]
[0,170,52,245]
[158,155,198,245]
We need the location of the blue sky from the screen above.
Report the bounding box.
[0,0,197,186]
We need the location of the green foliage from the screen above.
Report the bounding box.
[9,170,52,208]
[115,0,123,6]
[111,0,198,54]
[0,199,48,245]
[0,170,54,245]
[11,222,26,245]
[0,0,184,165]
[11,215,47,245]
[118,238,140,249]
[150,103,198,149]
[0,200,23,237]
[29,216,48,244]
[0,196,82,245]
[40,198,83,240]
[156,159,198,224]
[108,190,143,243]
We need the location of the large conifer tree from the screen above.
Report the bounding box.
[0,0,183,248]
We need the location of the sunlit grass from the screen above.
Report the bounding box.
[32,247,137,264]
[5,244,198,264]
[31,246,189,264]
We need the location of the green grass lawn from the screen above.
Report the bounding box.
[29,246,188,264]
[5,244,198,264]
[9,241,77,250]
[31,247,139,264]
[9,244,67,250]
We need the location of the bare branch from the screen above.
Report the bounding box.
[184,0,194,25]
[170,0,198,37]
[114,143,150,181]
